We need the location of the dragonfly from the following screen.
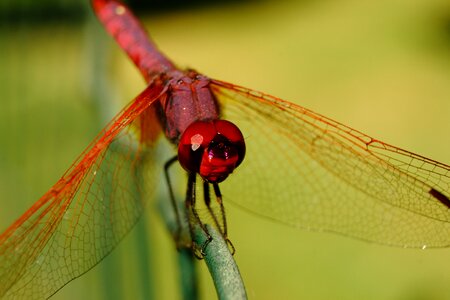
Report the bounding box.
[1,0,449,298]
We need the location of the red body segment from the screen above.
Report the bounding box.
[158,72,221,142]
[93,2,224,146]
[92,0,175,81]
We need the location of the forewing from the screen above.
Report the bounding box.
[211,79,450,248]
[0,83,167,299]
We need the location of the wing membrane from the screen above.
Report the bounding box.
[0,84,166,299]
[211,79,450,248]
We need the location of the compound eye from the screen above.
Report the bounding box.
[177,120,246,183]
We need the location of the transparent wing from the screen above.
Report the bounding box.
[211,79,450,248]
[0,83,167,299]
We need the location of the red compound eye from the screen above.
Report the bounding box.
[178,120,246,183]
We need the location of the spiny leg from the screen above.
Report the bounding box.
[203,182,223,234]
[185,172,212,257]
[212,183,235,255]
[164,155,183,247]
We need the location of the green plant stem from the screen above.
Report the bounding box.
[158,196,198,300]
[177,248,198,300]
[158,193,247,300]
[193,225,247,300]
[85,4,155,298]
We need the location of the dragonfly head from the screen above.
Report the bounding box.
[178,120,246,183]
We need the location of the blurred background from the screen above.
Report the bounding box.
[1,0,450,299]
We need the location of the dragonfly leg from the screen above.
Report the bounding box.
[212,183,235,255]
[203,182,224,234]
[186,172,212,258]
[164,155,183,248]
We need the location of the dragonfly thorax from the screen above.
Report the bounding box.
[160,71,220,142]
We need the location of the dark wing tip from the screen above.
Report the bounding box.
[429,188,450,209]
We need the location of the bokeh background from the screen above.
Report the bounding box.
[1,0,450,299]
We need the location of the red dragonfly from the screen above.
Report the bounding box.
[1,0,449,298]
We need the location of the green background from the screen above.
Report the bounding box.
[1,0,449,299]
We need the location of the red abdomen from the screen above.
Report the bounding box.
[92,0,175,82]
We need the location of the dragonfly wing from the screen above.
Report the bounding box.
[211,79,450,248]
[0,83,167,299]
